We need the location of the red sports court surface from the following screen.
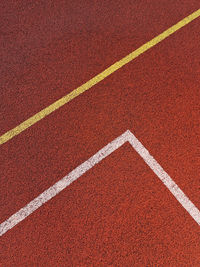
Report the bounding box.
[1,144,200,265]
[0,1,200,266]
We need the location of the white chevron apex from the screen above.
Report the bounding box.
[1,130,199,237]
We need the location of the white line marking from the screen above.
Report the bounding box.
[0,130,199,236]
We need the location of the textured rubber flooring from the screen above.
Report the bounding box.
[0,1,200,266]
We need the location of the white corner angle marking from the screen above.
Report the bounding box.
[0,130,199,237]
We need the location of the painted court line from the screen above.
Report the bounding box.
[1,9,200,146]
[1,130,200,236]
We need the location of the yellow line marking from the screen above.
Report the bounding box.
[1,9,200,146]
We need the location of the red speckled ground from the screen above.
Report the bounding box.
[0,1,200,266]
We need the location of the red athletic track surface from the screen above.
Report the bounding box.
[0,1,200,266]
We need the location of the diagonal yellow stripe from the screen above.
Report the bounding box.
[1,9,200,146]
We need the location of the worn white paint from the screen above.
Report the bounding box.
[0,130,199,236]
